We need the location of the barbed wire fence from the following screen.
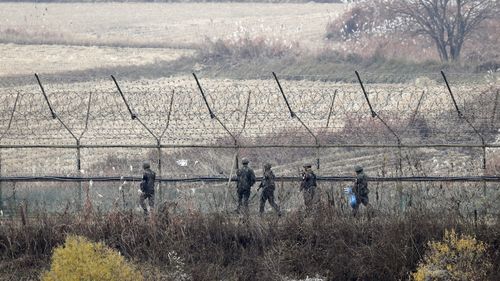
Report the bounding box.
[0,71,499,217]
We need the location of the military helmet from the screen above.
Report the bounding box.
[264,163,272,170]
[241,158,249,165]
[303,163,312,168]
[143,161,151,169]
[354,165,363,173]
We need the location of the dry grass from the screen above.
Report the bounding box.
[0,2,345,76]
[0,44,193,76]
[0,3,343,48]
[0,209,499,281]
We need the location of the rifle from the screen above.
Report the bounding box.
[250,182,263,201]
[250,179,264,201]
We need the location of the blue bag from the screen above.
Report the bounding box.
[344,186,358,209]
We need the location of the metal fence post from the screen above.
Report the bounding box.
[491,89,499,129]
[11,182,16,216]
[0,149,3,212]
[0,92,20,216]
[78,92,92,210]
[76,139,82,210]
[158,89,175,206]
[355,71,405,213]
[273,72,320,168]
[36,74,84,211]
[157,140,163,202]
[111,75,164,208]
[441,71,488,194]
[325,89,338,129]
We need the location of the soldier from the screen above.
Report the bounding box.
[139,161,156,216]
[352,165,370,217]
[258,163,281,216]
[300,163,317,211]
[236,158,256,214]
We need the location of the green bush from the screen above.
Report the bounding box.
[42,235,143,281]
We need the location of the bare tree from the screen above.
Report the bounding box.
[393,0,498,62]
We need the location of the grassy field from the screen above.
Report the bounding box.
[0,2,345,76]
[0,44,193,76]
[1,2,493,83]
[0,2,343,47]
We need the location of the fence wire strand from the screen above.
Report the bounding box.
[0,72,498,180]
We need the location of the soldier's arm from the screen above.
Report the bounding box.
[353,176,361,194]
[140,173,147,191]
[260,172,267,185]
[269,171,276,188]
[362,175,369,190]
[250,170,256,186]
[300,173,307,190]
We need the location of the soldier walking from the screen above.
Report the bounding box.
[300,163,317,211]
[352,165,370,217]
[236,158,256,214]
[139,161,156,216]
[258,163,281,216]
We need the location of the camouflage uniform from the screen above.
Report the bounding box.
[139,162,156,216]
[300,164,317,210]
[259,164,281,215]
[236,159,256,213]
[352,166,370,217]
[353,167,369,207]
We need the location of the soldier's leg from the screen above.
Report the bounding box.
[352,207,358,217]
[139,193,148,215]
[352,196,360,217]
[148,193,155,210]
[302,190,308,208]
[259,192,267,214]
[242,189,250,211]
[312,187,319,211]
[303,189,312,211]
[361,196,373,218]
[237,190,243,212]
[268,192,280,214]
[310,187,316,205]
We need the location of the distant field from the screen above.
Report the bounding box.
[0,2,345,76]
[0,44,193,76]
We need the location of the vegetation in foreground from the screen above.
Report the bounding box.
[41,235,143,281]
[0,207,499,281]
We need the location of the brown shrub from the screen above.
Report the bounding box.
[199,35,300,63]
[325,1,394,41]
[0,209,499,280]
